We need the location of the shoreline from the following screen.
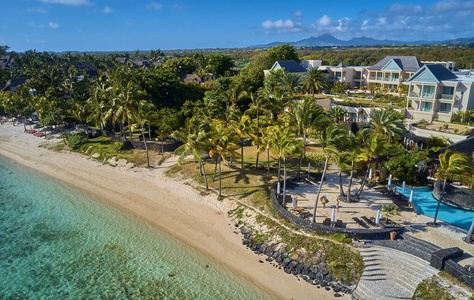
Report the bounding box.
[0,124,343,300]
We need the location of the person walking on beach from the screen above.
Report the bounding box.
[336,199,340,213]
[295,197,298,208]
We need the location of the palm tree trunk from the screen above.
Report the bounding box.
[267,148,270,176]
[202,161,208,190]
[277,157,281,194]
[375,155,380,170]
[356,159,372,198]
[241,140,244,174]
[199,159,203,176]
[312,156,329,223]
[255,111,259,169]
[128,117,132,141]
[339,170,344,198]
[347,161,355,203]
[141,126,149,168]
[297,155,302,181]
[161,136,165,161]
[213,158,218,181]
[283,158,287,206]
[218,156,222,197]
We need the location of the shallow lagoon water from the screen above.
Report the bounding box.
[0,156,272,299]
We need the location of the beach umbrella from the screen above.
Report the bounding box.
[277,181,280,195]
[466,217,474,243]
[388,174,392,186]
[402,181,406,194]
[375,210,381,225]
[409,190,414,204]
[369,168,373,179]
[331,208,336,224]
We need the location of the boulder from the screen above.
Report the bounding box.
[258,244,267,254]
[240,227,251,234]
[287,260,298,270]
[282,258,291,267]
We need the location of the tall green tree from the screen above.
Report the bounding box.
[302,67,328,97]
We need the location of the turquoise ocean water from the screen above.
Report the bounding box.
[0,155,272,299]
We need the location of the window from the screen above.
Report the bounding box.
[441,86,454,99]
[391,73,399,81]
[422,85,434,98]
[421,102,432,112]
[439,103,452,113]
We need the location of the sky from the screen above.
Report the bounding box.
[1,0,474,52]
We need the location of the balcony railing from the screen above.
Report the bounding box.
[439,94,454,100]
[409,92,420,97]
[369,76,383,81]
[353,76,361,80]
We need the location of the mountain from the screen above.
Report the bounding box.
[250,34,474,48]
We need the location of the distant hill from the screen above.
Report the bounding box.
[250,34,474,48]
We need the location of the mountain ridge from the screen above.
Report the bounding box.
[250,34,474,48]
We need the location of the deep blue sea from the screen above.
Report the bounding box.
[0,155,271,299]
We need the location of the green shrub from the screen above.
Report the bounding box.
[67,132,88,149]
[330,233,352,244]
[382,203,401,219]
[412,277,455,300]
[114,141,126,151]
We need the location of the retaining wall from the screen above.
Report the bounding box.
[270,181,404,239]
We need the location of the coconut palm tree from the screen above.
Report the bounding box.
[328,106,347,123]
[257,125,278,177]
[281,72,301,95]
[311,123,349,223]
[301,67,329,97]
[245,92,267,169]
[332,149,350,199]
[433,150,472,225]
[268,126,303,201]
[130,100,156,168]
[208,121,240,197]
[174,113,211,189]
[292,98,327,180]
[345,141,362,203]
[232,114,257,174]
[355,132,391,199]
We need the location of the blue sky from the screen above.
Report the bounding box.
[2,0,474,52]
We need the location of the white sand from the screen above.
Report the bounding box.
[0,123,345,300]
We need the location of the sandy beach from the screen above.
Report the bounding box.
[0,123,347,300]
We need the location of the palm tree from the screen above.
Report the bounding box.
[292,98,327,180]
[328,106,347,123]
[301,67,328,97]
[281,73,301,95]
[232,114,256,174]
[433,150,471,225]
[355,133,390,199]
[208,121,240,197]
[345,142,362,203]
[257,126,278,177]
[224,83,246,110]
[174,114,211,189]
[311,123,349,223]
[268,126,303,201]
[131,100,156,168]
[332,150,350,199]
[245,92,267,169]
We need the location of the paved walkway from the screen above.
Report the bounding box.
[353,245,439,300]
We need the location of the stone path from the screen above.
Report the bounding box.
[353,245,439,300]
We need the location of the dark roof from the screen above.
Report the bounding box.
[405,131,429,142]
[1,77,28,91]
[427,136,474,159]
[368,56,422,72]
[115,57,129,64]
[274,60,307,73]
[425,64,457,81]
[336,62,347,68]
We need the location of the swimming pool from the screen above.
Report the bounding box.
[396,187,474,231]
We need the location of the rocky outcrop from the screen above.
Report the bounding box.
[433,181,474,212]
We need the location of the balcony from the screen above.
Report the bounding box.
[409,92,420,98]
[369,76,382,81]
[353,76,361,80]
[439,94,454,100]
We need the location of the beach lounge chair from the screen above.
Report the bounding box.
[361,216,376,227]
[323,218,331,226]
[352,217,368,228]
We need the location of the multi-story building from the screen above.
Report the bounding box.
[319,63,368,88]
[405,64,474,122]
[366,56,422,92]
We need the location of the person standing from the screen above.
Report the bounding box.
[336,199,340,213]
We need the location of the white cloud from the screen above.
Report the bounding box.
[28,8,47,13]
[101,6,112,13]
[172,4,186,10]
[316,15,332,27]
[146,2,162,10]
[261,19,301,33]
[292,10,303,18]
[48,22,59,28]
[38,0,92,6]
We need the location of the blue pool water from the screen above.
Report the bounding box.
[396,187,474,231]
[0,155,271,299]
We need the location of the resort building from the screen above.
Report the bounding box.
[319,63,368,88]
[405,64,474,122]
[365,56,422,92]
[264,60,308,76]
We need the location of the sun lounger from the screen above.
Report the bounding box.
[294,207,304,212]
[361,216,376,227]
[323,218,331,226]
[352,217,368,228]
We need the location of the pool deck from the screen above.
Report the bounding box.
[287,165,474,265]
